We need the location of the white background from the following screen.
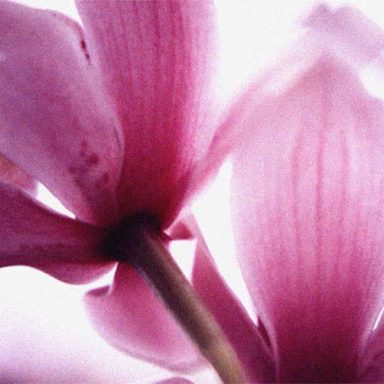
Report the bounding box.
[1,1,383,383]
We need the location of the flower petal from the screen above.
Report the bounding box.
[0,182,112,284]
[0,154,36,195]
[193,3,384,199]
[76,0,217,224]
[190,87,261,197]
[155,378,193,384]
[84,262,202,372]
[303,3,384,70]
[359,320,384,382]
[232,57,384,382]
[189,219,275,383]
[0,0,123,225]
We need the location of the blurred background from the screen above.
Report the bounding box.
[1,1,384,382]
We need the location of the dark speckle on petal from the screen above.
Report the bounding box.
[80,39,91,61]
[86,153,99,166]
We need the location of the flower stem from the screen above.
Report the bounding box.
[108,215,247,383]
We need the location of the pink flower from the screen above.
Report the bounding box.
[0,0,248,376]
[228,4,384,382]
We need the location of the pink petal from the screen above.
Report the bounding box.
[232,57,384,382]
[0,1,123,225]
[0,154,36,195]
[76,0,217,225]
[85,262,202,372]
[155,378,193,384]
[167,219,194,240]
[359,320,384,382]
[193,3,384,197]
[303,3,384,70]
[190,86,261,195]
[0,182,112,284]
[190,219,275,383]
[190,39,320,196]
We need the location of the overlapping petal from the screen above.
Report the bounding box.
[359,320,384,382]
[0,154,36,194]
[303,3,384,70]
[155,378,193,384]
[84,262,203,372]
[0,0,123,225]
[199,1,384,196]
[84,216,275,379]
[77,0,217,225]
[190,221,274,383]
[232,56,384,382]
[167,215,275,381]
[0,182,112,284]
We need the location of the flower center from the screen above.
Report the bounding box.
[103,212,162,264]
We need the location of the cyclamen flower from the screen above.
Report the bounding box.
[228,4,384,383]
[156,4,384,383]
[0,0,248,378]
[5,1,384,383]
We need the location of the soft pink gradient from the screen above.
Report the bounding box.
[0,0,123,226]
[0,183,111,284]
[0,154,36,194]
[76,0,218,226]
[85,263,203,372]
[0,0,255,378]
[187,216,274,383]
[3,1,384,382]
[230,4,384,383]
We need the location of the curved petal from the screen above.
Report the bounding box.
[303,3,384,70]
[155,378,193,384]
[189,84,266,200]
[0,0,123,225]
[169,216,275,382]
[192,3,384,198]
[0,154,36,195]
[359,320,384,382]
[190,36,322,198]
[84,262,203,372]
[0,182,112,284]
[232,57,384,382]
[76,0,217,225]
[189,219,275,383]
